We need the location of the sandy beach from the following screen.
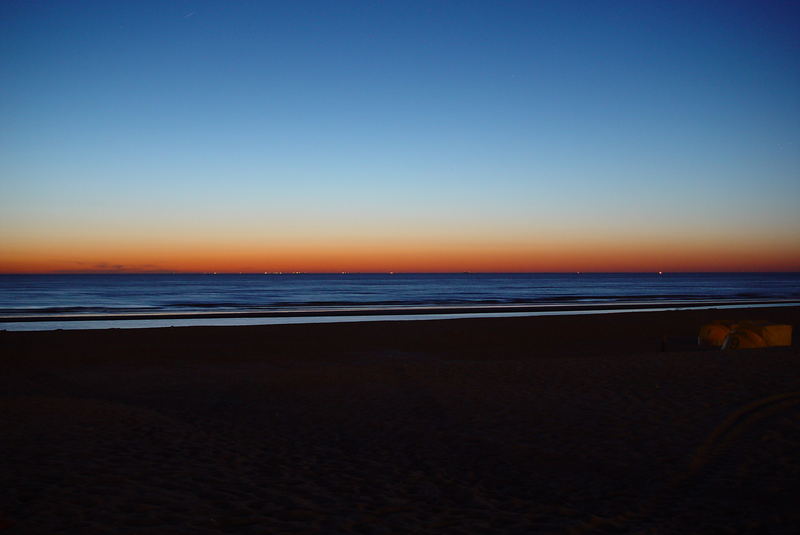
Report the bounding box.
[2,307,799,534]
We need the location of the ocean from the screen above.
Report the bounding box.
[1,273,799,331]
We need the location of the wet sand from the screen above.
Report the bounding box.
[2,307,799,533]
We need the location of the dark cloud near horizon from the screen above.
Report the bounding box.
[52,262,172,274]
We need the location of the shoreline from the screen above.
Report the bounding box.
[3,305,797,364]
[2,298,798,331]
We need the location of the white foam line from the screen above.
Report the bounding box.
[1,302,798,331]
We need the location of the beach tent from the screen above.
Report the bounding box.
[698,320,737,347]
[700,320,792,349]
[758,323,793,346]
[722,321,792,349]
[721,325,767,349]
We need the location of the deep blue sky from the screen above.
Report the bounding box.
[1,1,799,272]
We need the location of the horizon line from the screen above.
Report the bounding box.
[2,270,799,276]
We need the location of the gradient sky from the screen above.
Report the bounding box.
[1,0,799,273]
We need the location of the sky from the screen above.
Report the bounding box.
[1,0,799,273]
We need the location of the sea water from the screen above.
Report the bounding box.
[1,273,798,330]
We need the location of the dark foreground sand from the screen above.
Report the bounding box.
[2,307,799,534]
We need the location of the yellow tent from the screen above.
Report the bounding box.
[699,320,792,349]
[698,320,737,347]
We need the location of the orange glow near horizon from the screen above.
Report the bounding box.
[2,232,799,274]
